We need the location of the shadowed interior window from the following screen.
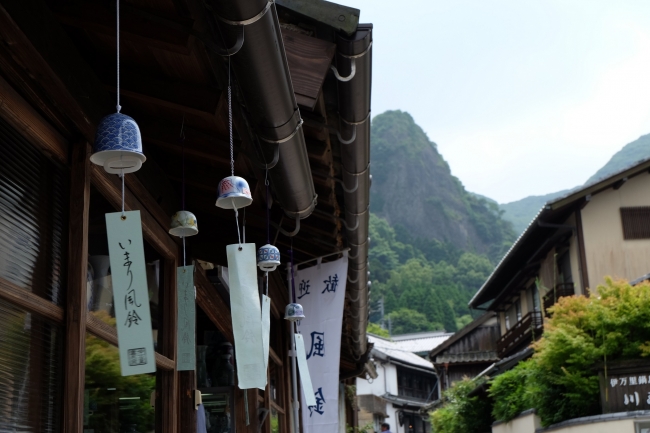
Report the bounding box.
[621,207,650,240]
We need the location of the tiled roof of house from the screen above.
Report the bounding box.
[389,331,452,354]
[368,334,435,370]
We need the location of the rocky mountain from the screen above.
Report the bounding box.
[370,110,516,263]
[368,111,517,334]
[499,133,650,234]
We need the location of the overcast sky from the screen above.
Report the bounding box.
[334,0,650,203]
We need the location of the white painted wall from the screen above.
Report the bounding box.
[493,412,650,433]
[357,362,401,432]
[492,412,540,433]
[357,362,398,396]
[581,172,650,290]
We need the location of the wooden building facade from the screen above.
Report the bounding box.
[0,0,373,432]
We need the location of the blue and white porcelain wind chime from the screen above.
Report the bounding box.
[90,1,144,176]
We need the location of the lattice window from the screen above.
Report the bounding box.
[620,207,650,240]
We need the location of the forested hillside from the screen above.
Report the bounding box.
[585,133,650,183]
[499,190,570,234]
[368,111,517,334]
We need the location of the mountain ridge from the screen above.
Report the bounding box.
[499,133,650,234]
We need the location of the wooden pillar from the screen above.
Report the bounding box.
[178,371,197,432]
[161,260,179,433]
[62,142,91,432]
[575,208,590,296]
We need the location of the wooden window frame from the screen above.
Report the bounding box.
[621,206,650,240]
[0,21,183,433]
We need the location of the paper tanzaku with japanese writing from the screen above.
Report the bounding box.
[294,254,348,433]
[227,243,266,389]
[177,265,195,371]
[105,211,156,376]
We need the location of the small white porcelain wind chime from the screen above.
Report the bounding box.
[168,119,198,372]
[90,0,155,377]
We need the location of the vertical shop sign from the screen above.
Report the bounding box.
[106,211,156,376]
[296,254,348,433]
[177,265,195,371]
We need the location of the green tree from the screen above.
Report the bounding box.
[367,322,390,338]
[431,378,493,433]
[488,278,650,427]
[456,253,493,293]
[387,308,436,334]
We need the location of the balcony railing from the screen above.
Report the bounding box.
[497,311,543,357]
[543,283,575,312]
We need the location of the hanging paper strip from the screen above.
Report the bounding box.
[295,333,317,406]
[226,243,266,389]
[259,294,271,390]
[105,211,156,376]
[177,265,195,371]
[295,254,348,433]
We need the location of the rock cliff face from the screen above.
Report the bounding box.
[370,110,515,260]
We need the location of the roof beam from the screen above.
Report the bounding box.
[54,3,193,55]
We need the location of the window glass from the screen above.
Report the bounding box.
[84,332,155,433]
[200,389,233,433]
[515,299,522,322]
[0,116,67,306]
[87,186,163,351]
[270,409,280,433]
[0,302,64,433]
[532,285,541,312]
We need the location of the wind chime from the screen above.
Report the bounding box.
[286,248,305,321]
[220,58,268,407]
[168,119,198,373]
[90,1,145,176]
[169,119,199,259]
[90,0,155,377]
[257,171,281,295]
[215,59,252,216]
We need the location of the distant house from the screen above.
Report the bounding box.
[391,331,453,358]
[428,313,500,393]
[469,157,650,359]
[357,334,448,433]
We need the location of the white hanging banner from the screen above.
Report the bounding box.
[177,265,195,371]
[105,211,156,376]
[259,294,271,391]
[295,333,317,406]
[295,254,348,433]
[227,243,266,389]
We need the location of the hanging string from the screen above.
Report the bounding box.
[228,57,234,177]
[121,168,125,217]
[289,245,296,303]
[265,170,270,244]
[265,271,269,297]
[233,199,242,249]
[116,0,121,113]
[243,207,246,244]
[183,236,186,268]
[180,115,186,210]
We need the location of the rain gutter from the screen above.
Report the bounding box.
[209,0,317,220]
[333,24,373,358]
